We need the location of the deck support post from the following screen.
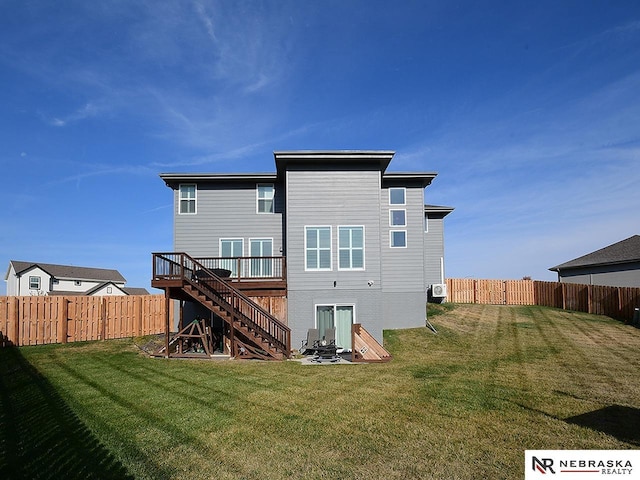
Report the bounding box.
[178,301,184,354]
[164,289,171,358]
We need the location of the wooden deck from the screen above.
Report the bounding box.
[151,252,290,360]
[152,254,287,296]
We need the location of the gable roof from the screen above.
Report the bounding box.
[7,260,126,283]
[123,287,150,295]
[549,235,640,272]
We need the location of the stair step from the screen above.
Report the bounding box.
[178,266,289,360]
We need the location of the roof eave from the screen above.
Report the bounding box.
[160,173,279,188]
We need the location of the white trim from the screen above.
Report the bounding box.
[304,226,333,271]
[390,230,407,248]
[337,225,365,271]
[256,183,275,214]
[178,183,197,215]
[389,187,406,206]
[389,209,406,227]
[249,238,274,277]
[249,237,274,255]
[314,303,356,352]
[29,276,40,290]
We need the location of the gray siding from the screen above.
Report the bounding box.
[285,168,384,342]
[288,289,383,349]
[285,169,382,291]
[380,185,427,293]
[382,291,427,330]
[424,213,446,288]
[559,262,640,287]
[173,181,284,256]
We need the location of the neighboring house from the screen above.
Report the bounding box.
[4,261,149,296]
[549,235,640,287]
[154,150,452,357]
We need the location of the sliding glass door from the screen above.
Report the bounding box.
[250,239,273,277]
[315,304,354,351]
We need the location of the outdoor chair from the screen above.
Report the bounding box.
[300,328,320,355]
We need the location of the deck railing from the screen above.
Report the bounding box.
[195,256,286,282]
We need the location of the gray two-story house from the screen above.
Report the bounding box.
[152,151,452,360]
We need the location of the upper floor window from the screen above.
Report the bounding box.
[338,226,365,270]
[305,226,332,270]
[29,276,40,290]
[390,209,406,227]
[257,184,274,214]
[390,230,407,248]
[389,187,406,205]
[179,184,197,214]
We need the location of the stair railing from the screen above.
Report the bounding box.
[153,252,290,356]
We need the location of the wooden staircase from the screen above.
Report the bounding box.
[152,253,290,360]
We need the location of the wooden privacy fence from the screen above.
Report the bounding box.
[0,295,171,347]
[446,279,640,323]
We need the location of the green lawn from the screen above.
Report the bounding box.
[2,304,639,479]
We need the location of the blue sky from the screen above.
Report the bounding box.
[1,1,639,294]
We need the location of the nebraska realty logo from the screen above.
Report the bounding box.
[525,451,639,479]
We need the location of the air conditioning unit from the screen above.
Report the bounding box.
[431,283,447,298]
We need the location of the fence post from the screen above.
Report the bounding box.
[9,297,19,346]
[588,285,593,314]
[100,298,107,341]
[138,296,144,337]
[617,287,622,319]
[473,279,478,304]
[58,297,68,344]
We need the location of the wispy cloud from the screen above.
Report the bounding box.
[44,102,102,127]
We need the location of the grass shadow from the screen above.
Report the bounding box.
[565,405,640,446]
[0,347,135,480]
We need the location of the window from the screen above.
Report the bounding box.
[316,304,354,351]
[390,230,407,248]
[29,276,40,290]
[107,286,113,294]
[257,184,274,214]
[179,184,197,214]
[390,209,406,227]
[338,226,364,270]
[250,238,273,277]
[220,239,244,276]
[389,187,406,205]
[305,226,332,270]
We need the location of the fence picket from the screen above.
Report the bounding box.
[0,295,169,347]
[446,279,640,322]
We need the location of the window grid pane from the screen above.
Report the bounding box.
[257,184,275,213]
[179,184,196,214]
[389,188,405,205]
[390,209,406,226]
[338,226,364,269]
[390,230,407,248]
[306,227,331,270]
